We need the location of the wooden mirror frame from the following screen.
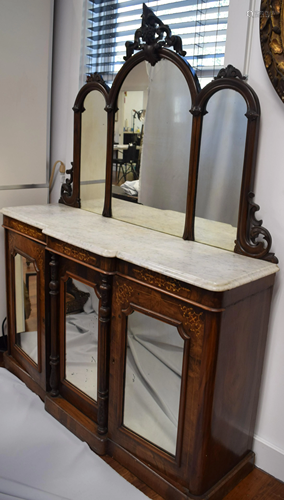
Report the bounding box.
[60,4,277,263]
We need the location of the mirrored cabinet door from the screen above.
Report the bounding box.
[58,258,108,425]
[64,277,99,402]
[123,311,184,455]
[6,229,46,391]
[14,253,39,364]
[109,276,199,477]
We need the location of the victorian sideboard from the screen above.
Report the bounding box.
[2,204,278,500]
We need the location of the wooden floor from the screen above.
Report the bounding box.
[102,456,284,500]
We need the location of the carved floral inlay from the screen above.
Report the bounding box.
[116,282,133,305]
[133,269,189,294]
[180,305,203,336]
[62,244,95,264]
[11,221,42,240]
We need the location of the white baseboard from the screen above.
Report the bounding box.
[253,435,284,482]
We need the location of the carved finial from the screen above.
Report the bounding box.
[124,3,186,65]
[86,72,110,91]
[215,65,247,80]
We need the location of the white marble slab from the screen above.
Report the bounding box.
[2,204,278,292]
[82,197,236,251]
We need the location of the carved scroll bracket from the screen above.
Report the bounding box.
[235,192,278,263]
[59,163,80,208]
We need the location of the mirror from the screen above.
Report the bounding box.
[123,311,184,455]
[14,253,38,364]
[111,59,192,238]
[194,89,247,251]
[65,278,99,401]
[80,91,107,214]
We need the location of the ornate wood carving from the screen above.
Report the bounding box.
[86,72,110,92]
[59,163,80,207]
[61,3,276,263]
[124,3,186,65]
[97,274,112,435]
[234,192,278,263]
[215,64,247,80]
[7,220,44,242]
[115,282,133,305]
[133,269,189,294]
[179,305,203,336]
[260,0,284,102]
[61,244,96,265]
[49,253,60,397]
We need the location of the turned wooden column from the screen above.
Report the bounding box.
[97,274,112,435]
[49,253,60,397]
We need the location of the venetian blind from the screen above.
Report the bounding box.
[86,0,230,87]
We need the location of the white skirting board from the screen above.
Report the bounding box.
[253,435,284,483]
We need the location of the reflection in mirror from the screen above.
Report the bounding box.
[65,278,98,401]
[14,254,38,364]
[80,91,107,214]
[123,311,184,455]
[111,59,192,238]
[194,90,247,251]
[112,61,148,198]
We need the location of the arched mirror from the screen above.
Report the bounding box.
[60,4,277,263]
[111,59,193,238]
[80,91,107,214]
[194,89,247,251]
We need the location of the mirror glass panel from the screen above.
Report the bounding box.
[111,59,192,238]
[65,278,99,401]
[123,311,184,455]
[194,89,247,251]
[14,254,38,364]
[80,91,107,214]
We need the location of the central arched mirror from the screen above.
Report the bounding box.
[111,58,193,238]
[60,4,277,264]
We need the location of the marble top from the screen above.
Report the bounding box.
[82,197,237,251]
[1,204,279,292]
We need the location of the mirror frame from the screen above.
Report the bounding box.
[60,4,277,263]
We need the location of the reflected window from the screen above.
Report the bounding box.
[14,254,38,364]
[65,278,99,401]
[123,311,184,455]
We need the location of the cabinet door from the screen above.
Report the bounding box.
[109,276,205,485]
[6,230,47,390]
[56,256,111,432]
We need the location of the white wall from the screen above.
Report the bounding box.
[226,1,284,481]
[0,0,53,327]
[50,0,86,203]
[51,0,284,481]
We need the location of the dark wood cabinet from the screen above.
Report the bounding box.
[4,221,48,396]
[2,211,278,499]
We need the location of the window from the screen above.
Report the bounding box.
[85,0,230,87]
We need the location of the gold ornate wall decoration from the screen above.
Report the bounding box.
[116,282,133,305]
[133,269,189,294]
[260,0,284,102]
[180,305,203,336]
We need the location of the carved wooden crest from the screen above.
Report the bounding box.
[124,3,186,65]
